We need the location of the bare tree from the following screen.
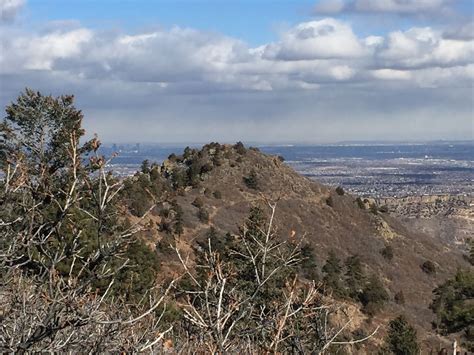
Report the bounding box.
[173,200,379,353]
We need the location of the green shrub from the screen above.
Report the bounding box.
[370,203,378,214]
[421,260,436,275]
[335,186,345,196]
[158,220,173,234]
[192,197,204,208]
[243,169,259,190]
[156,233,176,256]
[121,175,157,217]
[172,168,189,189]
[159,208,170,218]
[168,153,181,163]
[213,157,222,167]
[381,245,394,261]
[112,239,161,300]
[200,162,213,174]
[360,274,389,316]
[379,205,389,213]
[394,290,405,305]
[234,141,246,155]
[356,197,365,209]
[173,220,184,236]
[326,196,334,207]
[197,208,209,223]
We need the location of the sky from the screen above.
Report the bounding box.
[0,0,473,143]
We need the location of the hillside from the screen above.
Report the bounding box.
[124,142,471,352]
[375,195,473,250]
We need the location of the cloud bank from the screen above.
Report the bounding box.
[0,2,472,143]
[3,19,472,91]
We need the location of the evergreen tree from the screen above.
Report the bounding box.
[299,243,319,281]
[345,254,365,299]
[140,159,150,174]
[360,274,389,316]
[172,168,188,189]
[322,250,345,297]
[382,316,420,355]
[430,269,474,351]
[173,201,184,236]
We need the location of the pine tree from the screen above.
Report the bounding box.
[300,243,319,281]
[173,201,184,236]
[141,159,150,174]
[382,315,420,355]
[360,274,389,315]
[430,269,474,351]
[345,254,365,300]
[322,250,345,297]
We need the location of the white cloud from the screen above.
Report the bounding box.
[0,0,24,22]
[1,29,93,71]
[364,35,384,47]
[330,65,355,80]
[377,27,474,68]
[262,19,366,60]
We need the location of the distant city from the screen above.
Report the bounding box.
[101,142,474,198]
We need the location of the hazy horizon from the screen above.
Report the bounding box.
[98,139,474,146]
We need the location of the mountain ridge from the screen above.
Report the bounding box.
[123,142,470,351]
